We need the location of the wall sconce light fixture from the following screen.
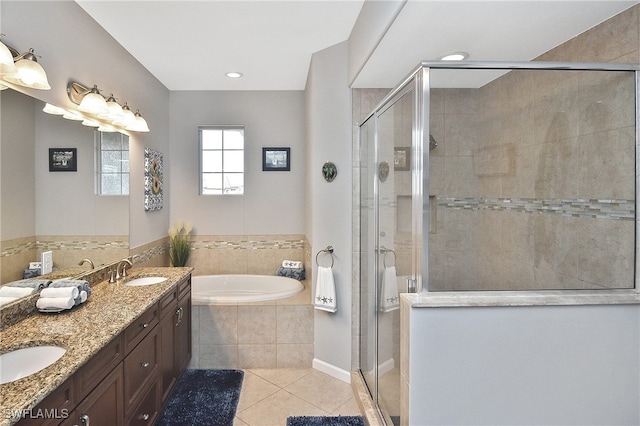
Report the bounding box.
[66,81,150,132]
[0,36,50,90]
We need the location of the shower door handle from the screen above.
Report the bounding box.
[407,278,417,293]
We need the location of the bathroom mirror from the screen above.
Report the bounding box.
[0,89,130,304]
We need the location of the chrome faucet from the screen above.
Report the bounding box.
[78,258,95,269]
[116,258,133,280]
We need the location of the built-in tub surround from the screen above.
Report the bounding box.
[191,277,313,370]
[0,266,193,426]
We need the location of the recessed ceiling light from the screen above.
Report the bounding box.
[226,72,243,78]
[439,52,469,61]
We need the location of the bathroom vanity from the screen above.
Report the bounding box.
[0,267,192,426]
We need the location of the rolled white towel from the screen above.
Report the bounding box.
[282,260,303,269]
[36,297,74,311]
[0,286,35,298]
[41,287,79,300]
[79,290,87,304]
[0,296,18,307]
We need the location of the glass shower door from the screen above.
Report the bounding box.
[360,85,418,426]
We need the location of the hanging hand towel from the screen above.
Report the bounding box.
[380,266,399,312]
[314,266,337,313]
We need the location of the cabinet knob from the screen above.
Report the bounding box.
[141,413,150,421]
[141,361,150,368]
[80,414,90,425]
[141,322,149,328]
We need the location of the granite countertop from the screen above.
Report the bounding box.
[0,267,193,426]
[402,289,640,308]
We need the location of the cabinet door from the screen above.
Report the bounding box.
[159,309,176,403]
[63,364,124,426]
[123,327,159,414]
[175,292,191,373]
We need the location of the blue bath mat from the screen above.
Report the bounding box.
[156,369,244,426]
[286,416,366,426]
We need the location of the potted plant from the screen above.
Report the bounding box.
[169,221,192,267]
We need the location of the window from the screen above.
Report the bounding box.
[200,126,244,194]
[95,131,129,195]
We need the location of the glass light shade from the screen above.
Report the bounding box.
[100,95,124,120]
[82,118,100,127]
[3,51,50,90]
[43,103,67,115]
[126,110,150,132]
[0,84,8,91]
[0,41,16,75]
[97,124,118,132]
[78,87,108,115]
[62,110,84,121]
[115,103,136,127]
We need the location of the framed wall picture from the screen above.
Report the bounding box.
[394,147,410,171]
[262,147,291,171]
[49,148,77,172]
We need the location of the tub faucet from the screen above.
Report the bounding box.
[78,258,95,269]
[116,258,133,279]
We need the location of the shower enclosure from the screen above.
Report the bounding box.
[358,62,638,425]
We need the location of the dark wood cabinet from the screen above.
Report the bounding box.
[63,364,125,426]
[159,276,191,405]
[17,274,191,426]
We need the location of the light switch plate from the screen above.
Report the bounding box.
[41,251,53,274]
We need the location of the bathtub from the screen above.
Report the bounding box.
[191,274,303,303]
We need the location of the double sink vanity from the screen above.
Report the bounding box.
[0,267,193,426]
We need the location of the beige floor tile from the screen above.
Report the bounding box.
[236,371,281,412]
[236,389,328,426]
[330,397,362,416]
[284,370,356,413]
[249,368,313,388]
[233,416,249,426]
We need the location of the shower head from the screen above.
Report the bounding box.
[429,134,438,151]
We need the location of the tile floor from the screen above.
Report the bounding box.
[234,368,362,425]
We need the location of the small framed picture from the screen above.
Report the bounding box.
[262,147,291,171]
[49,148,77,172]
[394,147,410,171]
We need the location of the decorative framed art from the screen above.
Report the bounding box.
[49,148,77,172]
[144,148,163,211]
[262,147,291,171]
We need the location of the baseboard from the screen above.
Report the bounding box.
[312,358,351,384]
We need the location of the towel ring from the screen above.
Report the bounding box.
[315,246,334,268]
[380,246,396,268]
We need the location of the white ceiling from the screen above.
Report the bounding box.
[76,0,638,91]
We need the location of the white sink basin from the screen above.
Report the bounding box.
[124,276,167,287]
[0,346,66,384]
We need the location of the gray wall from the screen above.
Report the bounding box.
[407,303,640,425]
[306,42,354,376]
[169,91,305,235]
[1,1,170,249]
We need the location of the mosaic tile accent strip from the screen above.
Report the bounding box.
[1,241,38,258]
[132,242,168,264]
[37,239,129,251]
[438,198,635,220]
[191,237,305,250]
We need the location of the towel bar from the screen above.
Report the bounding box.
[380,246,396,268]
[315,246,334,268]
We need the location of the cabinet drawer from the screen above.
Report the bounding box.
[75,335,123,397]
[124,328,159,411]
[124,305,158,352]
[178,277,191,301]
[126,379,159,426]
[158,288,177,319]
[18,377,74,426]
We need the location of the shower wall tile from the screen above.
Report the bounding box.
[577,218,634,288]
[532,214,578,278]
[577,127,635,200]
[533,137,579,199]
[574,5,638,62]
[578,71,636,135]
